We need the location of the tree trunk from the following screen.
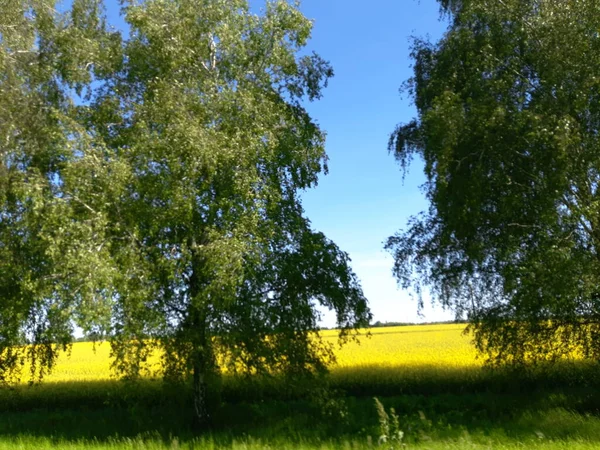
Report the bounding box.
[189,304,212,428]
[193,356,210,427]
[189,235,212,428]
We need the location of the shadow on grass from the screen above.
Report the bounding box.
[1,361,600,445]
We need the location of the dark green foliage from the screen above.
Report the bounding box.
[387,0,600,365]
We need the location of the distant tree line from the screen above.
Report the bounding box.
[369,320,467,328]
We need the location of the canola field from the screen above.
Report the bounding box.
[23,324,479,384]
[323,324,478,369]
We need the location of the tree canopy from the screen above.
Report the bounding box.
[387,0,600,365]
[0,0,370,422]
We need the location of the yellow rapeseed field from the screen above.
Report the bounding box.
[25,324,479,384]
[323,324,478,369]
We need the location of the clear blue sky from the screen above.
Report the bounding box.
[101,0,454,326]
[296,0,454,326]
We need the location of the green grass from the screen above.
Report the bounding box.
[2,434,600,450]
[1,363,600,449]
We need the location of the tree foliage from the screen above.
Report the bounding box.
[0,0,370,420]
[387,0,600,366]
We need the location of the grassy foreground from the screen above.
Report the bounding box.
[1,325,600,449]
[1,437,600,450]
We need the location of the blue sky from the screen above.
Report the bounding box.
[101,0,455,326]
[295,0,454,326]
